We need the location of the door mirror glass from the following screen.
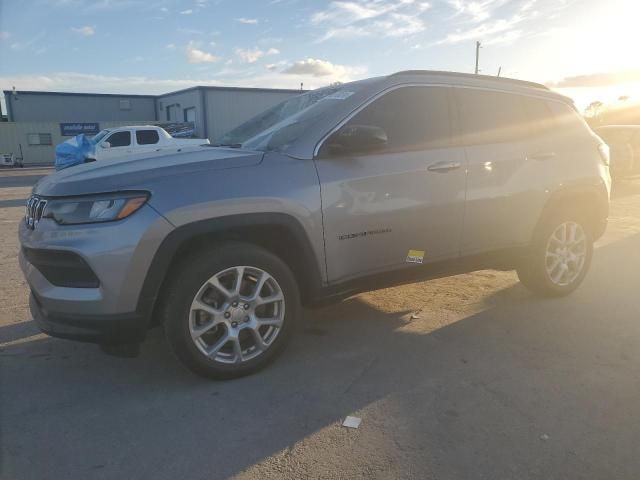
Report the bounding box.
[100,141,111,149]
[326,124,388,155]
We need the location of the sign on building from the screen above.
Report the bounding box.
[59,123,100,136]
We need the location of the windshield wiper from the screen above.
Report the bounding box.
[210,143,242,148]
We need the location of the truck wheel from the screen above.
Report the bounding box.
[517,213,593,297]
[163,243,300,379]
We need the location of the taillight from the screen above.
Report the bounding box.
[598,143,610,166]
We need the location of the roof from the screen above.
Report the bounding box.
[594,124,640,130]
[3,90,156,98]
[3,86,306,102]
[390,70,549,91]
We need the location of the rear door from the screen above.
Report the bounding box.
[315,85,467,283]
[134,129,162,155]
[455,88,543,253]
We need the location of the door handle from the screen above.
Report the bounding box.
[528,152,556,161]
[427,161,461,173]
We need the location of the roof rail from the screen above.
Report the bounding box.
[390,70,549,91]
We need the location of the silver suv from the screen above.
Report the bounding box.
[19,71,611,379]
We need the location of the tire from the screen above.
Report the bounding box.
[162,242,300,379]
[517,211,594,297]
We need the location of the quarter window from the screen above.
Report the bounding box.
[106,131,131,147]
[343,86,452,152]
[136,129,160,145]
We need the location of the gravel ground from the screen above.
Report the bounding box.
[1,169,640,479]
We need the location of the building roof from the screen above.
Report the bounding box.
[3,90,156,98]
[3,85,306,101]
[157,85,306,97]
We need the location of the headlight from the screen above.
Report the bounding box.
[44,192,149,225]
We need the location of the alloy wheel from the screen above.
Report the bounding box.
[544,221,587,287]
[188,266,285,364]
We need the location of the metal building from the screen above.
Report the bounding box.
[157,86,303,140]
[1,86,303,165]
[4,91,157,123]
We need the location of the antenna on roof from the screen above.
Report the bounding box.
[12,86,17,100]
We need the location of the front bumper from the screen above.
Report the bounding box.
[19,204,174,343]
[30,292,147,344]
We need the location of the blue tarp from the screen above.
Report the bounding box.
[54,134,96,171]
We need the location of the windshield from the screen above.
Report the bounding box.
[90,129,110,144]
[216,84,354,152]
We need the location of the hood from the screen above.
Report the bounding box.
[35,147,263,197]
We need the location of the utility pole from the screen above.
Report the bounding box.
[497,66,502,77]
[474,41,481,74]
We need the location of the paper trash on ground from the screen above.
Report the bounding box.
[342,416,362,429]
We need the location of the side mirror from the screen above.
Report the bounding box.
[100,141,111,149]
[326,124,388,155]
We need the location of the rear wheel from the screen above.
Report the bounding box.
[163,243,299,379]
[517,214,593,297]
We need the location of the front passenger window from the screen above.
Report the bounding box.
[106,131,131,147]
[342,86,452,153]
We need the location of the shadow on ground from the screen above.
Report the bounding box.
[1,233,640,479]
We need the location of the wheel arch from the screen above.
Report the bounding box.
[534,185,609,242]
[136,213,325,326]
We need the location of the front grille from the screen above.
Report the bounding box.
[25,195,47,229]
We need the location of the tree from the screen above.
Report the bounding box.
[585,101,604,119]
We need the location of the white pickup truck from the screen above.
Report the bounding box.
[88,125,209,161]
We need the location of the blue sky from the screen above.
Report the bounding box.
[1,0,639,110]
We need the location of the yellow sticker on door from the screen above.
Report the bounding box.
[406,249,425,264]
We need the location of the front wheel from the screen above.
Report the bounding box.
[163,243,300,379]
[517,215,593,297]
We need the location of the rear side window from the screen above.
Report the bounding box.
[456,89,529,144]
[136,129,160,145]
[106,131,131,147]
[522,97,556,136]
[346,86,452,151]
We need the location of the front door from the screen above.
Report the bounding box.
[99,130,132,160]
[314,85,467,283]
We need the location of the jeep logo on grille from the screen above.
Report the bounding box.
[25,196,47,230]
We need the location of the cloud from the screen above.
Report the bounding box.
[0,32,10,41]
[547,70,640,89]
[177,27,204,35]
[186,46,220,63]
[71,25,96,36]
[266,61,288,71]
[282,58,364,81]
[160,6,168,12]
[311,0,429,42]
[180,9,193,14]
[235,47,280,63]
[433,15,522,44]
[10,31,47,51]
[165,43,176,49]
[445,0,508,23]
[236,17,258,24]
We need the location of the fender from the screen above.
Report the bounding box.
[536,180,609,241]
[135,212,325,324]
